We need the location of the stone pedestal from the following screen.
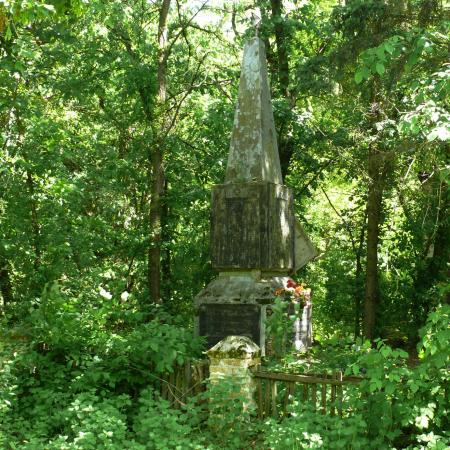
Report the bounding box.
[195,273,290,356]
[206,335,260,410]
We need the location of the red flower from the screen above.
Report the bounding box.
[286,279,297,289]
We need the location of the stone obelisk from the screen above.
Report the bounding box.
[195,37,317,355]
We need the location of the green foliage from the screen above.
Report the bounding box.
[354,21,450,143]
[205,379,258,449]
[265,304,449,448]
[133,389,200,450]
[409,303,449,440]
[1,280,448,449]
[343,310,449,448]
[135,379,260,450]
[45,392,135,450]
[266,295,300,356]
[0,279,203,448]
[264,407,369,449]
[417,303,449,366]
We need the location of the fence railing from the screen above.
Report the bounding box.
[159,359,209,408]
[159,361,363,418]
[253,370,363,419]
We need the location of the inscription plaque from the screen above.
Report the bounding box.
[199,304,261,349]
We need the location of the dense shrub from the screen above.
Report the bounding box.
[1,291,448,449]
[0,281,203,449]
[264,304,449,449]
[264,408,369,449]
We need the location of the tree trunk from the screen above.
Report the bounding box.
[148,147,164,304]
[26,169,41,270]
[0,256,13,307]
[258,4,277,75]
[161,179,172,301]
[363,147,384,340]
[354,208,367,338]
[270,0,290,98]
[148,0,171,304]
[269,0,293,178]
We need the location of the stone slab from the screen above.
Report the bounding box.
[195,275,290,356]
[194,274,287,305]
[293,301,313,351]
[199,303,262,350]
[294,220,318,271]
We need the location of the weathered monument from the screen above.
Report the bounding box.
[195,37,317,355]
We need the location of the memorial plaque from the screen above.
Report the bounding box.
[199,304,261,349]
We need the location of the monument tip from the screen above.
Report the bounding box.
[225,36,283,184]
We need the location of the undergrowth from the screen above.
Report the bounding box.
[0,281,448,449]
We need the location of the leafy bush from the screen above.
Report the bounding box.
[1,286,448,449]
[45,392,137,450]
[264,304,449,449]
[405,303,449,447]
[264,406,369,449]
[133,388,203,450]
[346,340,412,447]
[0,280,204,449]
[205,379,259,449]
[345,306,449,448]
[265,296,298,356]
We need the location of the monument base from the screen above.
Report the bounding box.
[194,272,290,356]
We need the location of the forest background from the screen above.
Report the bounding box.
[0,0,449,449]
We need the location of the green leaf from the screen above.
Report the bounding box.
[149,341,159,351]
[355,70,363,84]
[375,63,385,75]
[5,25,12,40]
[376,47,385,60]
[362,66,370,79]
[406,52,419,70]
[385,42,395,54]
[438,168,450,182]
[427,126,450,142]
